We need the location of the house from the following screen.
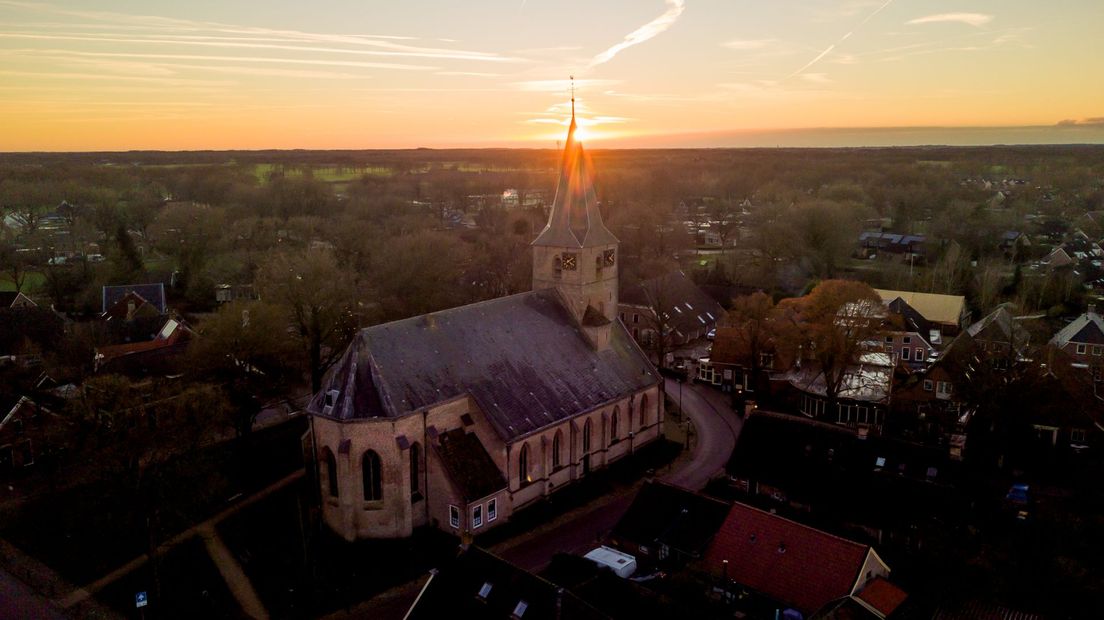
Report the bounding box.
[101,283,167,317]
[94,318,194,376]
[965,305,1031,364]
[812,577,910,619]
[1048,304,1104,371]
[0,291,36,309]
[873,290,968,336]
[775,352,894,435]
[405,546,607,620]
[540,553,682,619]
[607,480,731,566]
[0,395,64,475]
[619,270,725,356]
[698,322,789,394]
[889,333,976,452]
[703,501,893,617]
[308,111,664,542]
[214,284,258,304]
[857,233,926,262]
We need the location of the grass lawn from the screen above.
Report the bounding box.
[0,271,46,292]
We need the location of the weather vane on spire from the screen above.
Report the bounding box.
[570,74,575,119]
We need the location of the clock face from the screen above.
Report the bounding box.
[562,253,578,270]
[604,249,616,266]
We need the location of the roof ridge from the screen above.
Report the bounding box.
[731,501,869,551]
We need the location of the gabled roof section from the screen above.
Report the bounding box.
[406,546,607,620]
[874,289,964,327]
[1050,309,1104,347]
[308,289,659,440]
[102,283,166,315]
[434,429,507,502]
[532,113,617,249]
[611,481,731,558]
[621,271,725,336]
[704,502,873,615]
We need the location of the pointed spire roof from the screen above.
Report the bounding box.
[532,98,617,249]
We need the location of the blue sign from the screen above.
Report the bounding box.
[136,591,148,608]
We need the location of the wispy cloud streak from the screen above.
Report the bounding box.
[590,0,685,67]
[908,13,993,27]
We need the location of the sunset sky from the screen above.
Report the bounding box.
[2,0,1103,150]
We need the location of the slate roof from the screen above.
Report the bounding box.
[620,271,725,337]
[102,283,166,315]
[886,298,937,346]
[434,429,507,502]
[704,502,873,615]
[532,114,617,249]
[308,288,658,440]
[406,546,607,620]
[966,306,1031,356]
[611,480,731,558]
[1050,309,1104,347]
[874,290,964,327]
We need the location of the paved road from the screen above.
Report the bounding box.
[661,378,743,491]
[498,380,743,572]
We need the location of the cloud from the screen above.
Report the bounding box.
[589,0,685,67]
[721,38,774,51]
[1057,117,1104,127]
[907,13,993,27]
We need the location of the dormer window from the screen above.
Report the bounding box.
[512,600,528,618]
[323,389,340,414]
[477,582,493,599]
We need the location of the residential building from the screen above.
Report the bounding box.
[607,480,730,567]
[619,270,725,358]
[873,289,969,336]
[1049,305,1104,371]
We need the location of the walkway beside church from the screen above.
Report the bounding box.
[495,378,743,572]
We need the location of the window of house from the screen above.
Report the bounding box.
[837,404,853,424]
[363,450,383,501]
[1095,346,1103,356]
[938,381,952,395]
[858,406,870,424]
[903,336,912,344]
[472,504,483,528]
[760,352,774,368]
[449,505,460,528]
[633,313,639,324]
[513,600,529,618]
[1077,343,1087,355]
[923,379,933,391]
[518,443,531,485]
[478,582,493,599]
[901,348,910,361]
[488,498,498,522]
[324,389,339,410]
[884,344,894,353]
[916,347,924,360]
[611,407,620,443]
[884,336,893,343]
[1071,428,1087,443]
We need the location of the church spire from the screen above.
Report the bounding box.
[532,78,617,249]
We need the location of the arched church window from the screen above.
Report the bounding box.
[519,443,532,485]
[363,450,383,501]
[322,447,338,498]
[583,419,592,453]
[552,431,563,469]
[611,407,620,442]
[410,442,422,497]
[640,394,649,427]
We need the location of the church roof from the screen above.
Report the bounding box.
[434,428,508,502]
[532,113,617,249]
[308,288,658,440]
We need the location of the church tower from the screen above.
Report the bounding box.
[532,91,619,345]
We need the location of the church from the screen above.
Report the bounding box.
[306,107,664,541]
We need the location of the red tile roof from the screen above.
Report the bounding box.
[856,577,907,617]
[703,503,871,614]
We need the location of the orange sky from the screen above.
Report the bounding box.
[1,0,1103,150]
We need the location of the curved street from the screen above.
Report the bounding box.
[498,378,744,572]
